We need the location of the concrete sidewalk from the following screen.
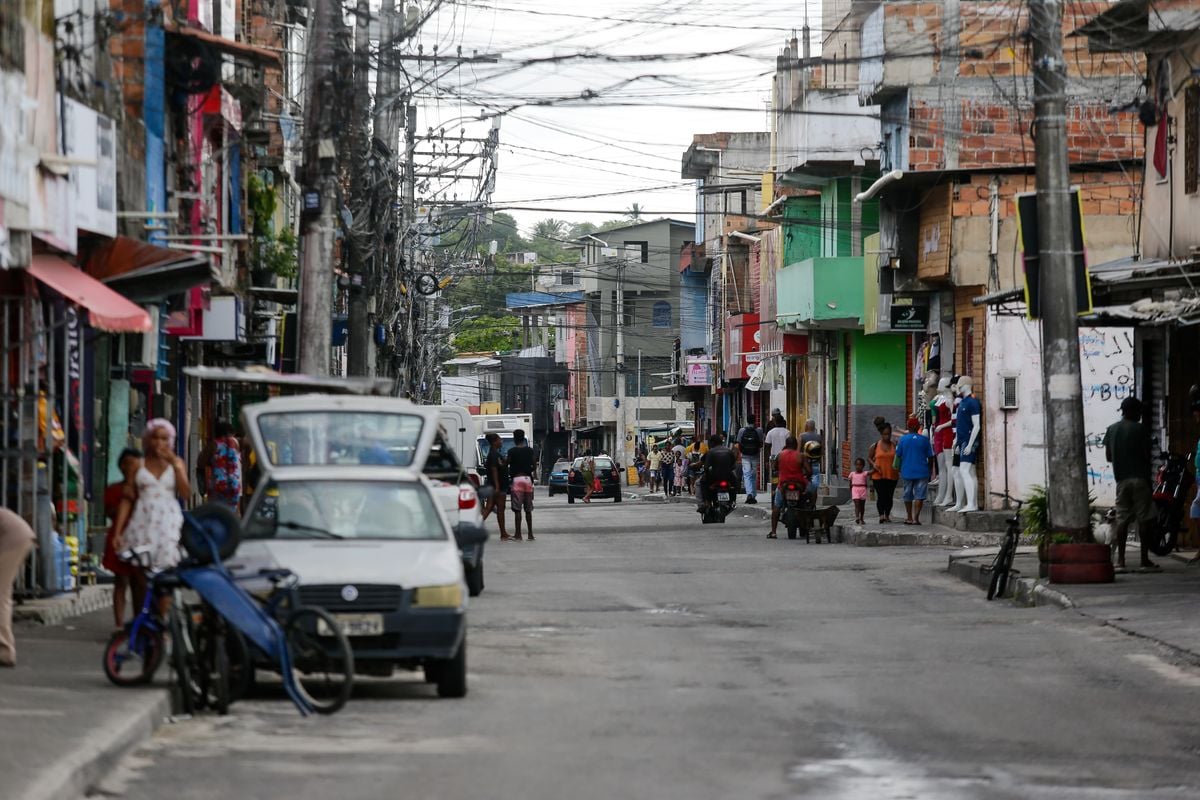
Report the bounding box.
[949,545,1200,662]
[625,485,1010,548]
[0,609,170,800]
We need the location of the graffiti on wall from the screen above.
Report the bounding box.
[1079,327,1135,506]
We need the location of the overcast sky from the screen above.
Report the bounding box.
[409,0,824,235]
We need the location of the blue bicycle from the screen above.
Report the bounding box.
[103,504,354,715]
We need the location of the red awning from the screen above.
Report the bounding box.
[29,256,152,333]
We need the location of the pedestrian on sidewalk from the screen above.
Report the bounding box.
[672,438,687,497]
[203,422,242,511]
[101,448,142,629]
[763,412,790,492]
[1104,396,1158,572]
[768,436,806,539]
[0,508,35,667]
[480,432,511,539]
[800,420,822,498]
[895,416,934,525]
[850,458,869,525]
[507,429,536,541]
[868,422,899,524]
[660,444,676,498]
[647,445,662,493]
[112,419,190,618]
[735,415,764,504]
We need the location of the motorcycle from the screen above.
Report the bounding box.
[778,480,813,540]
[1145,452,1189,556]
[699,477,737,524]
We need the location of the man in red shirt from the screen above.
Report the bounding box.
[769,436,808,539]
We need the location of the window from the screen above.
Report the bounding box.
[558,269,579,286]
[961,318,975,378]
[652,301,672,328]
[254,411,425,468]
[623,240,649,263]
[246,479,445,541]
[1186,84,1199,195]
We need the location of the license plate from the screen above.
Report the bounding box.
[717,492,731,501]
[786,490,801,501]
[317,613,384,637]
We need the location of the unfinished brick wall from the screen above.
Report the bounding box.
[908,99,1143,171]
[945,168,1145,222]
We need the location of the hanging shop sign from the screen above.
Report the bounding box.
[889,303,929,331]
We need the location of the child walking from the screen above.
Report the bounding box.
[850,457,869,525]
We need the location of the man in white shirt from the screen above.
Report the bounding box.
[763,412,791,491]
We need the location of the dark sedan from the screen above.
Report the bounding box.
[547,459,572,496]
[567,456,623,503]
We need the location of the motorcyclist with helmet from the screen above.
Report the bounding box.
[697,433,739,513]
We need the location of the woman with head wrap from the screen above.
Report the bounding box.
[111,419,190,611]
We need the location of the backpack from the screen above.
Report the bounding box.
[739,426,762,456]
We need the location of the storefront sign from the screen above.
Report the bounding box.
[62,97,117,238]
[889,304,928,331]
[684,356,713,387]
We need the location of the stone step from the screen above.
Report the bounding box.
[931,505,1013,533]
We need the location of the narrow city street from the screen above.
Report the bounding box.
[92,492,1200,800]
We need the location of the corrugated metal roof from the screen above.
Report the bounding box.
[506,291,584,309]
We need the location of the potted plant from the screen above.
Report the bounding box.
[1023,486,1108,582]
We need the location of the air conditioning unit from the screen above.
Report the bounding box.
[1000,375,1019,410]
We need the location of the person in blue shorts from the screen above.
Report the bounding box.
[895,415,934,526]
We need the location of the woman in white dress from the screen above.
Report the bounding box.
[113,418,190,612]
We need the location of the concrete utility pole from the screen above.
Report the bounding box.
[299,0,337,376]
[615,259,627,472]
[1030,0,1091,541]
[346,0,373,376]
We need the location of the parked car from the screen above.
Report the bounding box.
[547,459,571,496]
[235,396,486,697]
[235,467,485,697]
[424,418,486,596]
[567,455,623,503]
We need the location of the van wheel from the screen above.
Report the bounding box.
[436,639,467,698]
[466,561,484,597]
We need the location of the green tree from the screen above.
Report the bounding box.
[451,314,521,353]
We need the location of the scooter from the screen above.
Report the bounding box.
[778,480,812,540]
[699,478,737,524]
[1145,452,1189,556]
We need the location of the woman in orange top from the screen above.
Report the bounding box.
[867,422,898,524]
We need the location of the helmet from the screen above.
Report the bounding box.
[804,440,822,459]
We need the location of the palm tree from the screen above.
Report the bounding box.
[626,203,643,221]
[532,218,566,242]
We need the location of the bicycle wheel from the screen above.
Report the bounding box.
[168,607,198,715]
[103,624,164,687]
[283,606,354,715]
[987,535,1016,601]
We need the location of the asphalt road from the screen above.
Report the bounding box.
[93,492,1200,800]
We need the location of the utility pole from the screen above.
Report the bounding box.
[400,99,417,396]
[299,0,338,376]
[1030,0,1090,541]
[346,0,372,376]
[615,259,627,473]
[374,0,402,379]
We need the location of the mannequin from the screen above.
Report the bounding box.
[952,375,982,513]
[940,377,965,509]
[932,377,956,506]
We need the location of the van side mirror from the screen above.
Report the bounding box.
[453,521,489,547]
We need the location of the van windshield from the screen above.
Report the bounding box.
[477,435,517,462]
[245,479,446,541]
[255,411,424,468]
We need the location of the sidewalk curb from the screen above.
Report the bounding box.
[22,689,169,800]
[14,584,112,626]
[946,552,1075,609]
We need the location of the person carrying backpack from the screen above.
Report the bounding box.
[735,414,765,504]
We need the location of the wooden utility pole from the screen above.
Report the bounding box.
[299,0,338,376]
[1030,0,1091,541]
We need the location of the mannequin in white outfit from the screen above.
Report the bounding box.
[940,379,965,509]
[952,376,982,512]
[933,378,956,507]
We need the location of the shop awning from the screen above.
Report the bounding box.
[165,23,282,67]
[248,287,299,305]
[29,256,152,333]
[84,236,215,302]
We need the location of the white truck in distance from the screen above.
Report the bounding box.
[473,413,534,486]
